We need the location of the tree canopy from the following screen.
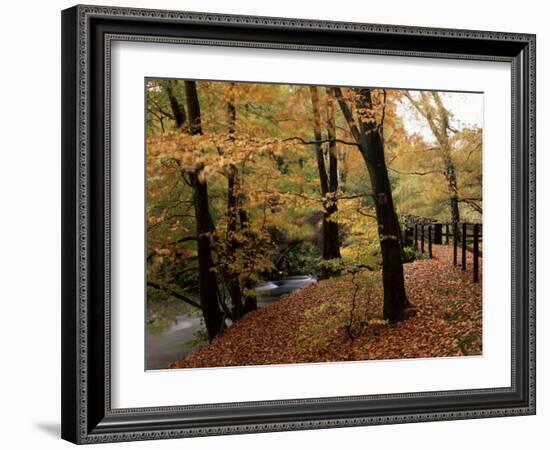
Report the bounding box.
[146,79,482,340]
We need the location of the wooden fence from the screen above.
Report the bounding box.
[403,222,482,283]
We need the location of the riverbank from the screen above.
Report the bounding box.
[169,245,482,369]
[146,275,318,369]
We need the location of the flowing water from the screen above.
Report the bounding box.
[145,275,317,370]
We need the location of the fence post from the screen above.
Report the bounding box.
[434,223,442,244]
[473,224,479,283]
[421,225,425,254]
[428,225,433,258]
[445,223,450,245]
[461,222,467,271]
[453,224,458,266]
[414,224,418,249]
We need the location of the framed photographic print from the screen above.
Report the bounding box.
[61,4,536,444]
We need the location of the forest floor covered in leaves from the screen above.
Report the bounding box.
[169,245,482,369]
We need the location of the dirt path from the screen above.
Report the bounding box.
[169,245,482,369]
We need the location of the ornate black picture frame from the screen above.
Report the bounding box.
[61,4,536,444]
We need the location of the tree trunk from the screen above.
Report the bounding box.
[324,88,342,260]
[448,177,461,241]
[224,86,256,318]
[225,88,242,319]
[405,91,461,237]
[335,87,410,322]
[185,81,202,135]
[165,81,187,129]
[190,170,224,340]
[364,132,410,321]
[226,165,243,319]
[359,89,409,321]
[434,92,461,240]
[310,86,341,263]
[239,207,257,314]
[184,80,224,340]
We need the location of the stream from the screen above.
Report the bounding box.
[145,275,317,370]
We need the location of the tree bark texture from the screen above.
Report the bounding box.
[335,87,410,322]
[310,86,341,262]
[224,86,257,317]
[184,80,224,340]
[165,80,187,129]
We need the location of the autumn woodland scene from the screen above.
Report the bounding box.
[145,79,483,370]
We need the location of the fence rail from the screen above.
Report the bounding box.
[403,222,482,283]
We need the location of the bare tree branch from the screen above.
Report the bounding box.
[147,281,201,309]
[282,136,359,148]
[356,208,377,219]
[389,167,442,176]
[458,198,483,214]
[332,87,362,144]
